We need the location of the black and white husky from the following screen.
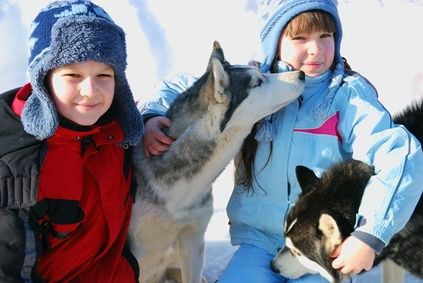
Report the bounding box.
[129,41,305,283]
[271,102,423,283]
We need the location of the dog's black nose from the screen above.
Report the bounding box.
[298,71,305,81]
[270,261,280,274]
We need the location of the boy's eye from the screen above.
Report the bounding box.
[292,36,306,41]
[98,73,114,78]
[63,73,80,78]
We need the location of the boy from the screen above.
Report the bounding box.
[0,1,143,282]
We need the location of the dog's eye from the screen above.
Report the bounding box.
[290,249,301,257]
[253,79,263,88]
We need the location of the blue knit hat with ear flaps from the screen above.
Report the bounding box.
[23,0,143,145]
[255,0,344,142]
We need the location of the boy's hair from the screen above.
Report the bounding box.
[22,0,143,145]
[283,10,336,38]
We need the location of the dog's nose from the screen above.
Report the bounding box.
[298,71,305,81]
[270,261,280,274]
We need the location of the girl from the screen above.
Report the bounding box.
[141,0,423,282]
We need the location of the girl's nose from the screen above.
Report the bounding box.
[307,40,321,55]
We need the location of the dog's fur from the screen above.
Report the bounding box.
[129,41,305,283]
[271,101,423,283]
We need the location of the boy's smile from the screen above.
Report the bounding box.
[48,60,115,126]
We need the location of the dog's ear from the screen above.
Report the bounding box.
[296,166,319,193]
[207,57,229,103]
[319,214,342,255]
[209,41,225,63]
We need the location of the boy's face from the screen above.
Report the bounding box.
[48,61,115,126]
[278,31,335,77]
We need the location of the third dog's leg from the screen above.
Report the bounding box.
[382,259,405,283]
[177,226,208,283]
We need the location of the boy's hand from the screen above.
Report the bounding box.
[331,236,375,275]
[143,116,174,157]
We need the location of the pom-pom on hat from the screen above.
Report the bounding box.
[23,0,143,145]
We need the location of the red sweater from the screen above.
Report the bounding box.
[14,84,137,283]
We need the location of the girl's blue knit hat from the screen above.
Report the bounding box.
[256,0,345,141]
[23,0,143,145]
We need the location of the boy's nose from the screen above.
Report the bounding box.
[80,77,95,97]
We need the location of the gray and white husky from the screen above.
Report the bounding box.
[129,41,305,283]
[271,102,423,283]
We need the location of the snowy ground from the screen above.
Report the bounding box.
[1,0,422,282]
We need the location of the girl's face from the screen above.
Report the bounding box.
[278,30,335,77]
[48,60,115,126]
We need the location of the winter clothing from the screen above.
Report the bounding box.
[24,0,143,145]
[141,69,423,280]
[256,0,344,141]
[0,86,139,282]
[140,0,423,281]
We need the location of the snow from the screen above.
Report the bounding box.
[0,0,422,282]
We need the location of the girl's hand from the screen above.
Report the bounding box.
[331,236,375,275]
[143,116,174,157]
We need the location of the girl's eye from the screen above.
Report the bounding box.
[321,33,333,38]
[292,36,306,41]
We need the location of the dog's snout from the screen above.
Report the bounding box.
[298,71,305,81]
[270,260,280,274]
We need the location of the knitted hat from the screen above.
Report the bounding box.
[23,0,143,145]
[255,0,345,141]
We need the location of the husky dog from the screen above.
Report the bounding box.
[129,41,305,283]
[271,102,423,283]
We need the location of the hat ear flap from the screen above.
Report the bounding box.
[21,89,59,140]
